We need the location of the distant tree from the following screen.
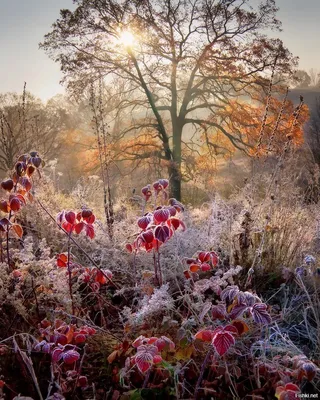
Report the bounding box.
[305,96,320,165]
[309,68,320,87]
[0,89,70,173]
[294,70,311,88]
[41,0,297,200]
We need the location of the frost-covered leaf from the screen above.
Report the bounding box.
[221,285,240,302]
[251,303,271,325]
[194,329,213,342]
[135,344,158,373]
[211,327,236,356]
[229,303,248,320]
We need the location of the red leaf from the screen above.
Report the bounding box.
[167,206,177,216]
[31,156,42,168]
[9,198,21,212]
[158,179,169,189]
[211,328,236,356]
[301,363,317,381]
[141,230,154,244]
[167,217,180,230]
[65,211,76,225]
[59,253,68,263]
[211,304,226,320]
[132,335,146,348]
[54,333,68,346]
[210,251,219,266]
[74,333,87,344]
[85,214,95,224]
[57,258,67,268]
[62,221,73,233]
[190,263,200,272]
[1,179,14,192]
[0,200,10,213]
[231,320,249,335]
[137,215,152,230]
[52,348,63,363]
[12,224,23,238]
[154,336,175,351]
[19,177,32,192]
[62,350,80,364]
[125,243,133,253]
[74,221,85,234]
[153,354,162,364]
[154,225,170,243]
[85,224,95,239]
[284,383,300,392]
[153,208,170,224]
[183,270,191,279]
[153,181,162,193]
[26,165,36,177]
[135,344,158,373]
[198,251,211,263]
[141,185,152,201]
[200,263,211,272]
[77,376,88,388]
[81,209,93,218]
[95,270,106,284]
[194,329,213,342]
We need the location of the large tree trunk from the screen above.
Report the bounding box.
[169,160,181,200]
[169,126,182,201]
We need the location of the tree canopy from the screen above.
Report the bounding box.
[41,0,298,200]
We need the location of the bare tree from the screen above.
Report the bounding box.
[41,0,296,200]
[0,88,70,173]
[309,68,320,87]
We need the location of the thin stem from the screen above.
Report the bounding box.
[142,369,151,389]
[67,231,75,315]
[153,250,158,286]
[194,348,212,399]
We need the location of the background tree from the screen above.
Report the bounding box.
[0,89,71,173]
[293,70,311,89]
[309,68,320,87]
[41,0,297,200]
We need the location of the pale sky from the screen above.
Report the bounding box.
[0,0,319,101]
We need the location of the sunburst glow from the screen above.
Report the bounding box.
[119,30,135,48]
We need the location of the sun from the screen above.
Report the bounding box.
[119,30,135,48]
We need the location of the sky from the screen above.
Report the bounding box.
[0,0,319,101]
